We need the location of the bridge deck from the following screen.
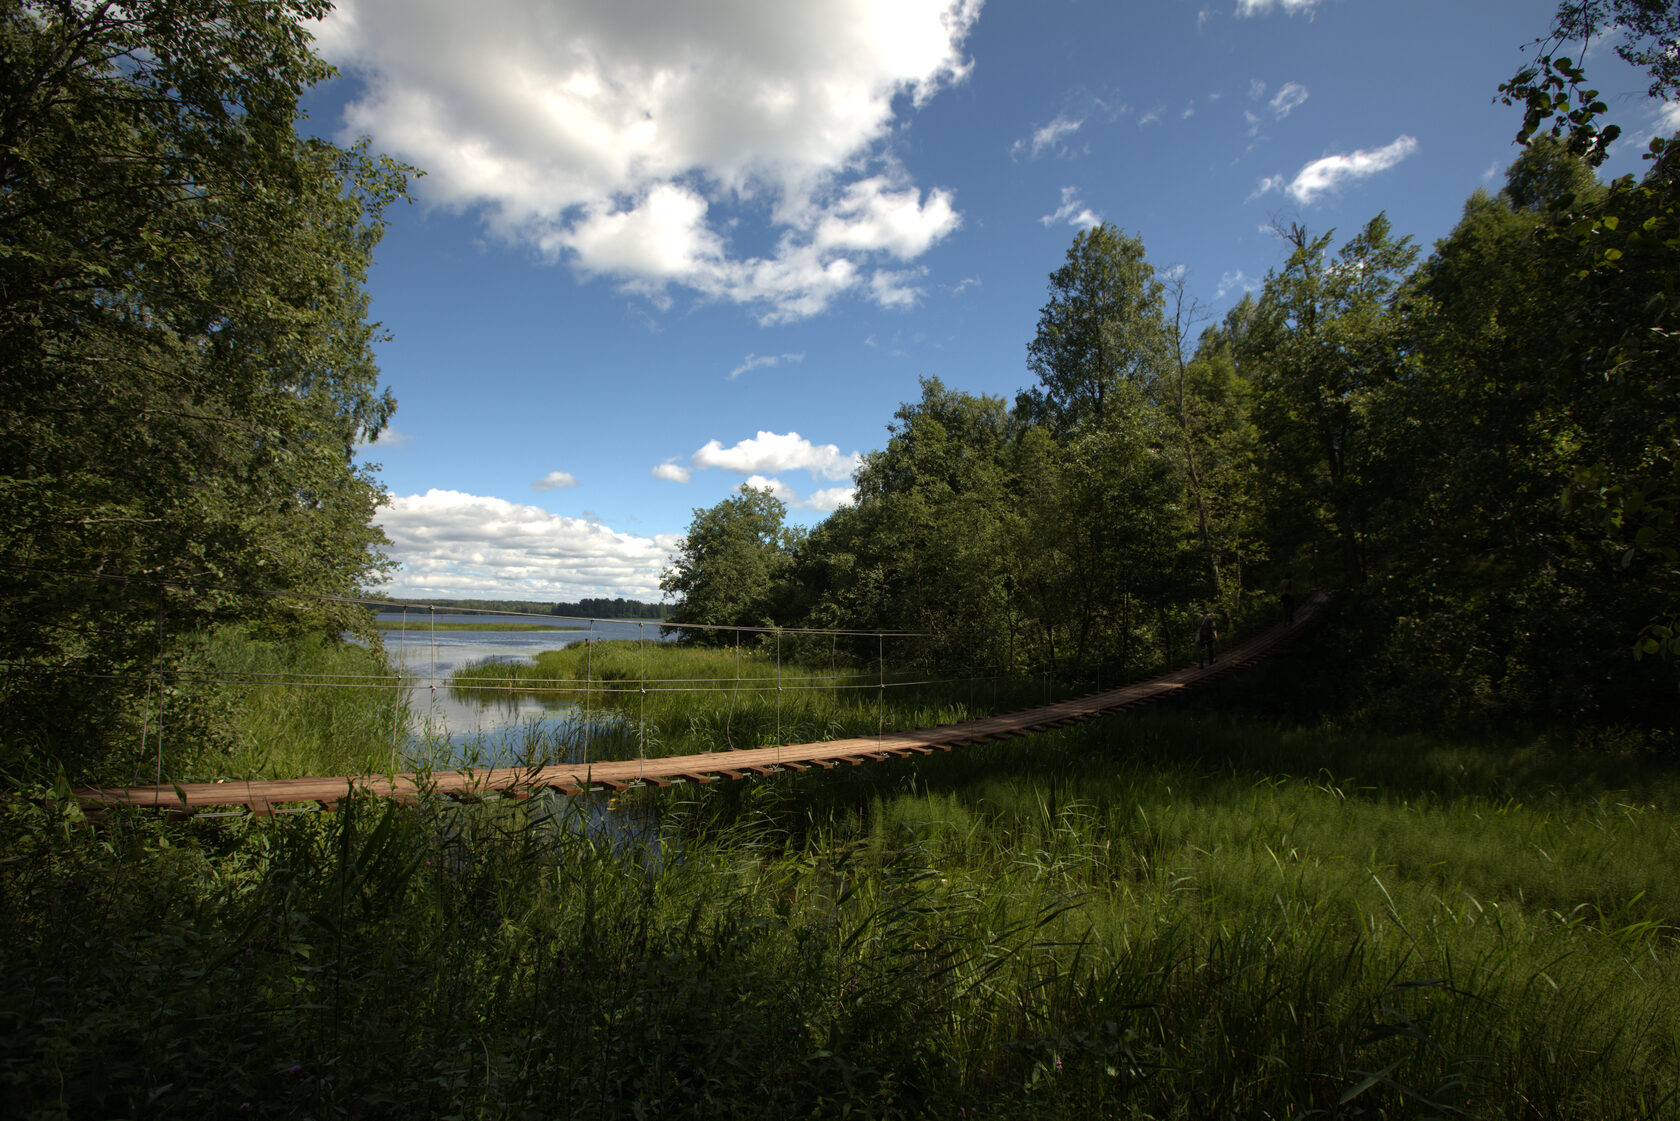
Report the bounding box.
[77,604,1314,817]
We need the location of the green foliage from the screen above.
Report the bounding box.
[1021,223,1169,432]
[662,485,803,641]
[1240,214,1419,588]
[0,1,413,775]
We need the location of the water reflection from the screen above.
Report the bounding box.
[374,613,675,766]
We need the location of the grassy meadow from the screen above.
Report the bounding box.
[4,635,1677,1118]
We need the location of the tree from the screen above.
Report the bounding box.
[0,1,412,772]
[835,379,1016,670]
[1497,2,1680,688]
[1500,1,1680,164]
[1022,225,1169,431]
[1241,215,1418,587]
[661,485,800,641]
[1160,283,1261,609]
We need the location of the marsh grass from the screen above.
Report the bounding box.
[6,705,1676,1118]
[184,627,411,780]
[449,639,1054,760]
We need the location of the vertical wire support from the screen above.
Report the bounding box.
[153,594,165,788]
[583,620,594,765]
[877,633,885,741]
[637,621,646,779]
[428,605,438,722]
[775,629,782,754]
[393,605,408,775]
[727,631,739,749]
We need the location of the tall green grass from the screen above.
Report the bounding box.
[183,626,411,780]
[5,711,1675,1117]
[449,639,1057,761]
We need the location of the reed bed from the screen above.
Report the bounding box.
[185,627,411,781]
[448,639,1057,761]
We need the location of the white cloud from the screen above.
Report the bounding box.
[1138,104,1165,127]
[532,471,578,491]
[1248,79,1267,101]
[743,475,857,513]
[1249,173,1287,199]
[376,489,677,599]
[652,460,692,483]
[1244,110,1263,137]
[729,352,805,380]
[1661,101,1680,132]
[1235,0,1321,16]
[1040,186,1101,230]
[1182,100,1197,120]
[314,0,980,322]
[1268,81,1308,118]
[1215,269,1261,299]
[691,431,861,481]
[1012,113,1084,159]
[802,485,858,512]
[1278,135,1420,204]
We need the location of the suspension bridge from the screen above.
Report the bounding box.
[75,599,1317,819]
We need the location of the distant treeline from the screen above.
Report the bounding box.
[550,597,670,620]
[369,596,669,620]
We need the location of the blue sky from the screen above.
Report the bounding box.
[308,0,1676,602]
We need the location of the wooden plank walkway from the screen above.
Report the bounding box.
[76,601,1316,818]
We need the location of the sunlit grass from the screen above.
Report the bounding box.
[447,639,1048,760]
[188,627,411,780]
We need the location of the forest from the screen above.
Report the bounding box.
[1,2,1678,1118]
[664,118,1679,735]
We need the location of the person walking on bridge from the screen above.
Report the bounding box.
[1194,608,1218,669]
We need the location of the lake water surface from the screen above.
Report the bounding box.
[373,611,676,757]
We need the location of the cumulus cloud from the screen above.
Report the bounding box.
[532,471,578,491]
[729,352,805,380]
[1040,186,1101,230]
[652,460,692,483]
[376,489,677,599]
[1274,135,1420,204]
[1268,81,1308,118]
[691,431,861,481]
[1235,0,1321,15]
[743,475,857,513]
[1012,113,1083,159]
[313,0,979,322]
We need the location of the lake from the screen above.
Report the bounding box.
[372,611,677,759]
